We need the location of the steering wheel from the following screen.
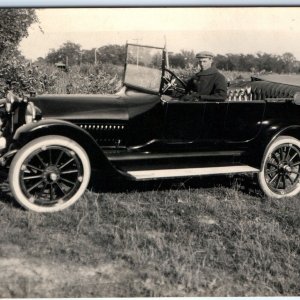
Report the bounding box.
[162,69,187,97]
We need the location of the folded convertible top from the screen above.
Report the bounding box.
[252,74,300,87]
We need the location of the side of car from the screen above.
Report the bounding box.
[6,86,300,211]
[1,43,300,212]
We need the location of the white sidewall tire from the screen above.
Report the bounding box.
[258,136,300,199]
[9,135,91,213]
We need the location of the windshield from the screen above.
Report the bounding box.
[124,44,164,93]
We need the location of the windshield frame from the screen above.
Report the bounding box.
[123,43,166,95]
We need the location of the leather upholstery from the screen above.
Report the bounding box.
[227,81,300,101]
[250,81,300,100]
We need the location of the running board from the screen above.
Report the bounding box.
[127,165,259,180]
[107,150,244,161]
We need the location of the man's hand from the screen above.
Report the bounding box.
[180,92,200,101]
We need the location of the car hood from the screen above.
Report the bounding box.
[31,94,127,120]
[30,90,161,121]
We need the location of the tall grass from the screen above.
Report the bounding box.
[0,177,299,297]
[31,63,122,95]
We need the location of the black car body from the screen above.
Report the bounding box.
[1,43,300,212]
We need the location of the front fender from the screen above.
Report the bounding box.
[14,118,86,141]
[13,118,133,180]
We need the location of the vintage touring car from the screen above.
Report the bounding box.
[1,43,300,212]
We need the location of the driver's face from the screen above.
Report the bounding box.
[197,57,213,71]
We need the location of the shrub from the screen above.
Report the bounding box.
[45,63,122,94]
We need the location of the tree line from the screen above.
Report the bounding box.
[41,41,300,74]
[214,52,298,73]
[42,43,126,67]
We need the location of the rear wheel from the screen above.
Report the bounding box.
[258,136,300,198]
[9,135,91,212]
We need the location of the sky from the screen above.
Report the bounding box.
[4,0,300,5]
[18,7,300,61]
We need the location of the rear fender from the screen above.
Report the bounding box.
[274,125,300,142]
[12,119,133,180]
[248,124,300,170]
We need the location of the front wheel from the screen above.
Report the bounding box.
[258,136,300,198]
[9,135,91,213]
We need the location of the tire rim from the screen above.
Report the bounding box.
[19,145,84,207]
[265,143,300,195]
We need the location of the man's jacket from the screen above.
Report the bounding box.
[185,67,227,101]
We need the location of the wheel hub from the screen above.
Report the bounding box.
[43,166,60,183]
[278,162,292,174]
[283,165,292,173]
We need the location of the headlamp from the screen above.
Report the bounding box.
[25,102,36,124]
[5,91,15,113]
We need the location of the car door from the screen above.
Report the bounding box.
[163,99,228,148]
[224,100,266,142]
[163,100,205,141]
[200,101,228,144]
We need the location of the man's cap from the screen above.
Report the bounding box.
[196,51,214,59]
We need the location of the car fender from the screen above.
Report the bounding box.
[12,118,133,180]
[262,124,300,153]
[263,124,300,160]
[248,123,300,170]
[272,125,300,140]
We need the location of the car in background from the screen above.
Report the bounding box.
[1,43,300,212]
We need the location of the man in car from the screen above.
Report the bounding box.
[182,51,227,101]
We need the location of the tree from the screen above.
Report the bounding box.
[81,48,97,64]
[79,45,125,65]
[45,41,82,66]
[225,54,240,71]
[180,49,195,67]
[169,53,186,68]
[0,9,39,93]
[282,52,296,73]
[35,56,47,65]
[215,54,229,70]
[97,44,126,65]
[0,9,38,57]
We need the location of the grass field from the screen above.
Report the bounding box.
[0,175,299,297]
